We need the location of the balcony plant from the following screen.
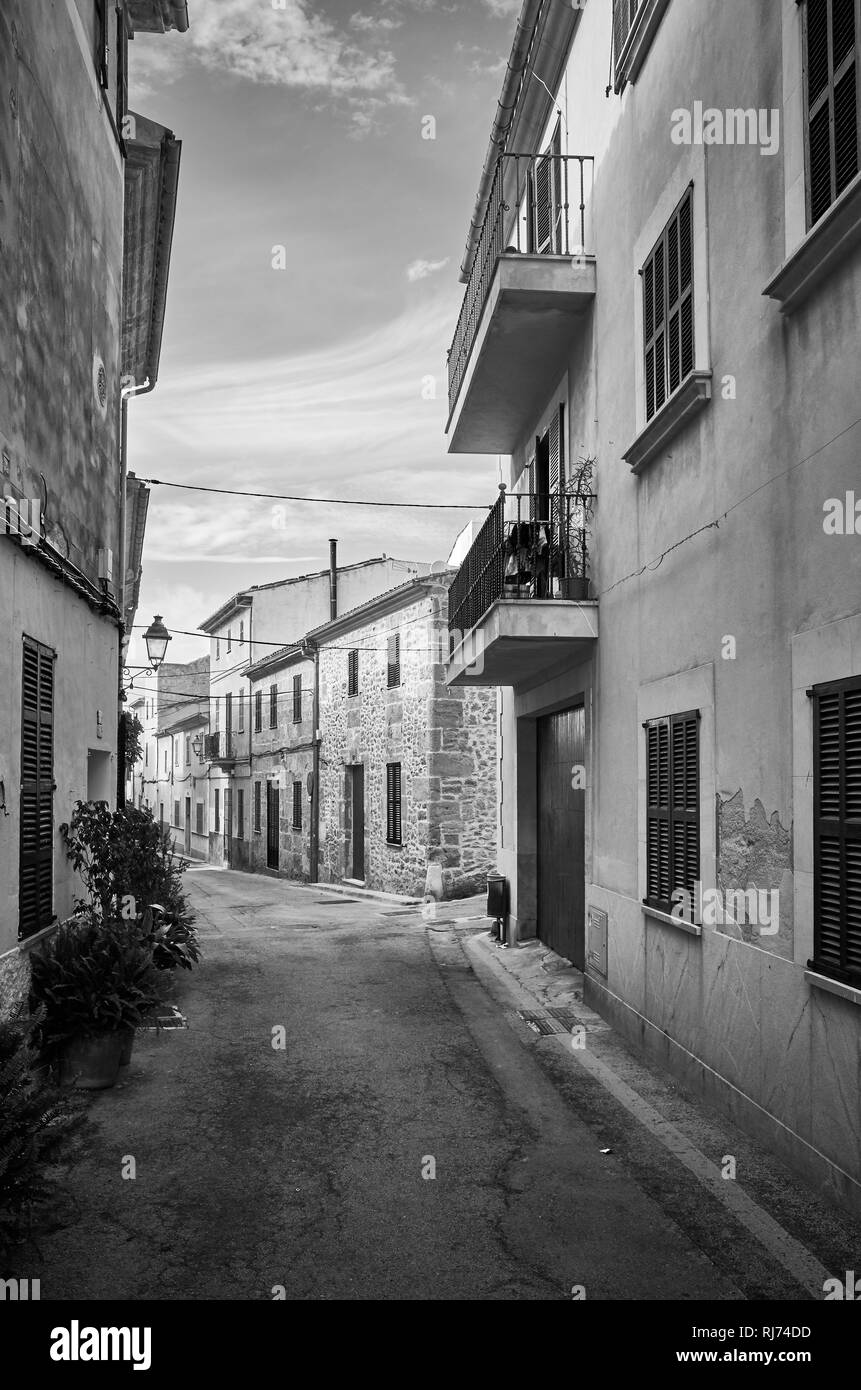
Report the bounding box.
[29,915,166,1090]
[558,454,596,600]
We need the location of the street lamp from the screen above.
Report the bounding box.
[191,734,204,758]
[143,614,171,670]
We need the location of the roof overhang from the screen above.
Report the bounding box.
[122,114,182,390]
[199,592,254,633]
[127,1,190,34]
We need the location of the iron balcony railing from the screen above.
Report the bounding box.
[204,731,235,762]
[448,487,595,645]
[447,151,594,419]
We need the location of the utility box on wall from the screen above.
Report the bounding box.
[587,907,608,977]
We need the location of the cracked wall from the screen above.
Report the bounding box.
[717,791,793,959]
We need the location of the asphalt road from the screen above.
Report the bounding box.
[18,867,855,1301]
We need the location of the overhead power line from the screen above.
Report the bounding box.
[139,478,490,512]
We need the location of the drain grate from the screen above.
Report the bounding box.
[516,1009,566,1037]
[314,898,361,905]
[547,1007,582,1031]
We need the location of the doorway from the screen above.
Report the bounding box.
[345,764,365,880]
[184,796,191,855]
[266,783,279,870]
[537,704,585,967]
[224,788,233,868]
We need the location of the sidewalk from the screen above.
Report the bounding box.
[428,922,861,1299]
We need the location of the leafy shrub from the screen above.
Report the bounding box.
[59,801,200,970]
[29,916,166,1057]
[0,1008,89,1247]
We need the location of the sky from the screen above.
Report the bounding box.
[125,0,521,667]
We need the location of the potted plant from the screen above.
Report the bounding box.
[29,915,164,1090]
[561,455,596,600]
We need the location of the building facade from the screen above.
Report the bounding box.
[242,576,498,896]
[445,0,861,1213]
[0,0,186,1013]
[127,657,210,859]
[199,554,426,872]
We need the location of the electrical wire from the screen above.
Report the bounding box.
[139,477,491,512]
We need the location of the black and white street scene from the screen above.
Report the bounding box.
[2,0,861,1353]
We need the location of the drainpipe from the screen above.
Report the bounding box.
[329,538,338,620]
[116,379,150,808]
[303,637,321,883]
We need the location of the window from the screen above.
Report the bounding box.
[810,675,861,984]
[292,675,302,724]
[613,0,641,63]
[196,801,204,836]
[348,649,359,696]
[214,788,220,833]
[237,788,245,839]
[292,780,303,831]
[173,799,180,827]
[386,762,402,845]
[185,735,191,765]
[214,697,220,732]
[239,620,244,647]
[387,633,401,688]
[804,0,859,227]
[163,747,168,772]
[238,690,245,732]
[254,781,262,833]
[19,637,55,939]
[216,637,220,661]
[145,743,149,766]
[174,737,179,766]
[271,683,279,728]
[642,188,694,423]
[159,804,164,831]
[644,711,699,915]
[254,690,263,733]
[225,692,233,735]
[227,628,232,654]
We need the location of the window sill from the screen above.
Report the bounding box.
[386,841,404,850]
[804,968,861,1008]
[643,904,702,937]
[763,173,861,314]
[624,371,713,474]
[614,0,671,94]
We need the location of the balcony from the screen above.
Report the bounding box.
[446,152,595,455]
[446,488,598,688]
[204,731,236,766]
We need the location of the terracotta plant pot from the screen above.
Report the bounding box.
[58,1033,124,1090]
[562,576,590,600]
[118,1025,135,1067]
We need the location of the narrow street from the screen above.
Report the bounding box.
[27,868,859,1302]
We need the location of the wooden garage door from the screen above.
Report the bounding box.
[537,705,585,967]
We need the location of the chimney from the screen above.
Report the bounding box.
[329,539,338,620]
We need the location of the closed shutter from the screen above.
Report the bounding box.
[237,789,244,839]
[254,781,261,832]
[196,801,204,835]
[386,763,402,845]
[645,711,699,912]
[254,690,262,732]
[292,781,302,831]
[214,788,220,832]
[387,633,401,688]
[19,637,56,939]
[643,188,694,422]
[812,676,861,981]
[805,0,859,227]
[292,675,301,723]
[348,649,359,696]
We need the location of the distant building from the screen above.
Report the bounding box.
[199,552,427,869]
[127,659,210,860]
[243,574,497,898]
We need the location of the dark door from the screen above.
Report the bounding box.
[537,705,585,967]
[267,783,279,869]
[184,797,191,855]
[224,788,233,867]
[345,765,365,879]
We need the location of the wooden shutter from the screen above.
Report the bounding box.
[292,781,302,831]
[237,789,244,838]
[386,763,402,844]
[214,788,220,832]
[96,0,109,88]
[19,638,55,939]
[348,649,359,696]
[255,690,262,732]
[531,120,562,254]
[813,677,861,980]
[225,693,232,736]
[804,0,859,227]
[644,188,693,422]
[196,801,204,835]
[292,675,301,723]
[645,711,699,911]
[387,633,401,688]
[254,781,261,832]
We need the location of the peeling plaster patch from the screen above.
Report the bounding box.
[717,791,793,959]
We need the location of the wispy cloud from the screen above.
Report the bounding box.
[406,257,450,282]
[128,0,411,131]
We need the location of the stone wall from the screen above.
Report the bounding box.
[318,582,497,898]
